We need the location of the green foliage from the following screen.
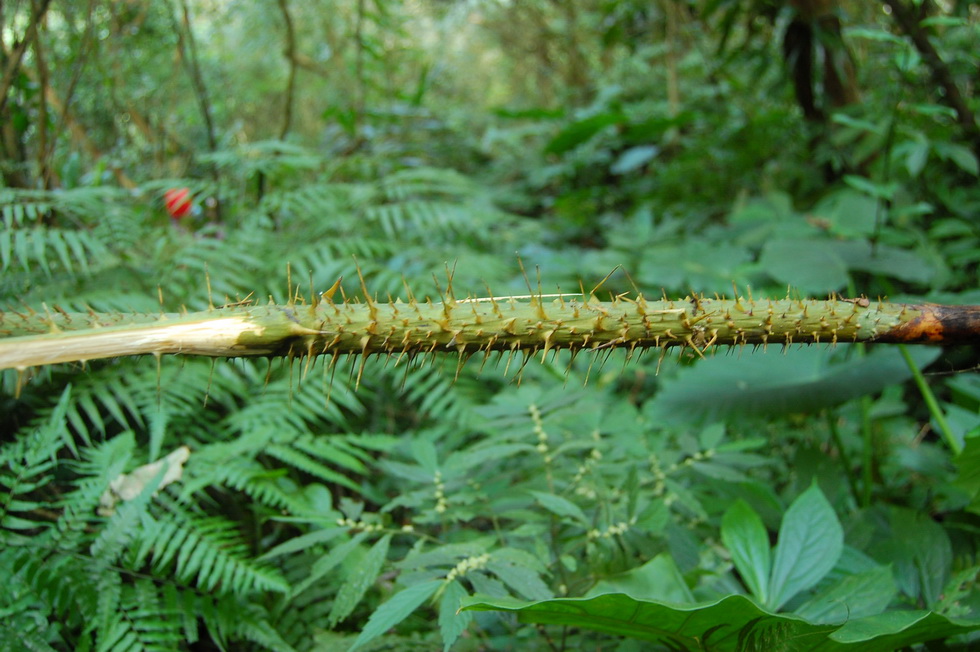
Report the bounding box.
[4,1,980,650]
[462,592,980,651]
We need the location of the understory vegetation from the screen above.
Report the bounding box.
[3,1,980,650]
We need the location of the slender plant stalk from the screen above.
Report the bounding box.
[899,343,960,455]
[825,411,860,505]
[860,394,874,508]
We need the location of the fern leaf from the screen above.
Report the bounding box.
[138,512,289,595]
[264,444,361,492]
[234,609,297,652]
[0,387,71,532]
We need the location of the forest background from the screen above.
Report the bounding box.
[3,0,980,650]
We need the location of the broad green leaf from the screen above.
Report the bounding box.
[830,610,979,648]
[794,565,897,624]
[411,439,439,473]
[934,142,979,176]
[588,553,694,603]
[438,580,471,651]
[646,346,941,425]
[329,533,392,626]
[864,508,952,608]
[377,460,433,483]
[291,531,368,597]
[462,592,980,651]
[834,17,892,38]
[528,490,588,525]
[812,189,877,237]
[908,102,957,119]
[954,437,980,516]
[828,240,935,284]
[843,175,899,200]
[487,559,552,601]
[903,139,930,178]
[768,484,842,610]
[491,547,549,575]
[638,241,751,293]
[721,500,770,605]
[349,580,441,651]
[691,460,749,482]
[259,526,345,561]
[920,15,967,26]
[832,114,885,135]
[446,444,530,473]
[611,145,660,175]
[758,238,849,293]
[544,112,625,154]
[468,570,509,599]
[493,106,564,120]
[728,191,794,224]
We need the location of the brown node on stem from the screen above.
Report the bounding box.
[874,303,980,345]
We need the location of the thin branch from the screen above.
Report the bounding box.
[173,0,217,152]
[277,0,298,140]
[49,0,97,171]
[30,0,51,189]
[353,0,366,140]
[0,0,52,115]
[285,50,331,78]
[170,0,221,218]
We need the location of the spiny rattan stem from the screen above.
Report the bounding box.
[0,295,977,371]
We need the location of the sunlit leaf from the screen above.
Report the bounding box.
[794,565,896,624]
[768,484,842,610]
[350,580,441,651]
[721,500,771,605]
[588,553,694,604]
[646,346,941,425]
[463,592,980,650]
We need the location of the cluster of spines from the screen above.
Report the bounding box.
[278,271,909,390]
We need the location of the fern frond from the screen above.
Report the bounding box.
[157,235,265,306]
[265,444,361,492]
[0,387,72,532]
[199,140,322,180]
[90,469,160,569]
[378,167,479,201]
[0,225,109,280]
[275,578,336,648]
[194,458,313,514]
[220,362,365,437]
[0,546,65,650]
[0,187,126,228]
[234,605,298,652]
[11,546,96,635]
[398,364,472,424]
[134,509,289,595]
[91,579,184,652]
[0,624,60,652]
